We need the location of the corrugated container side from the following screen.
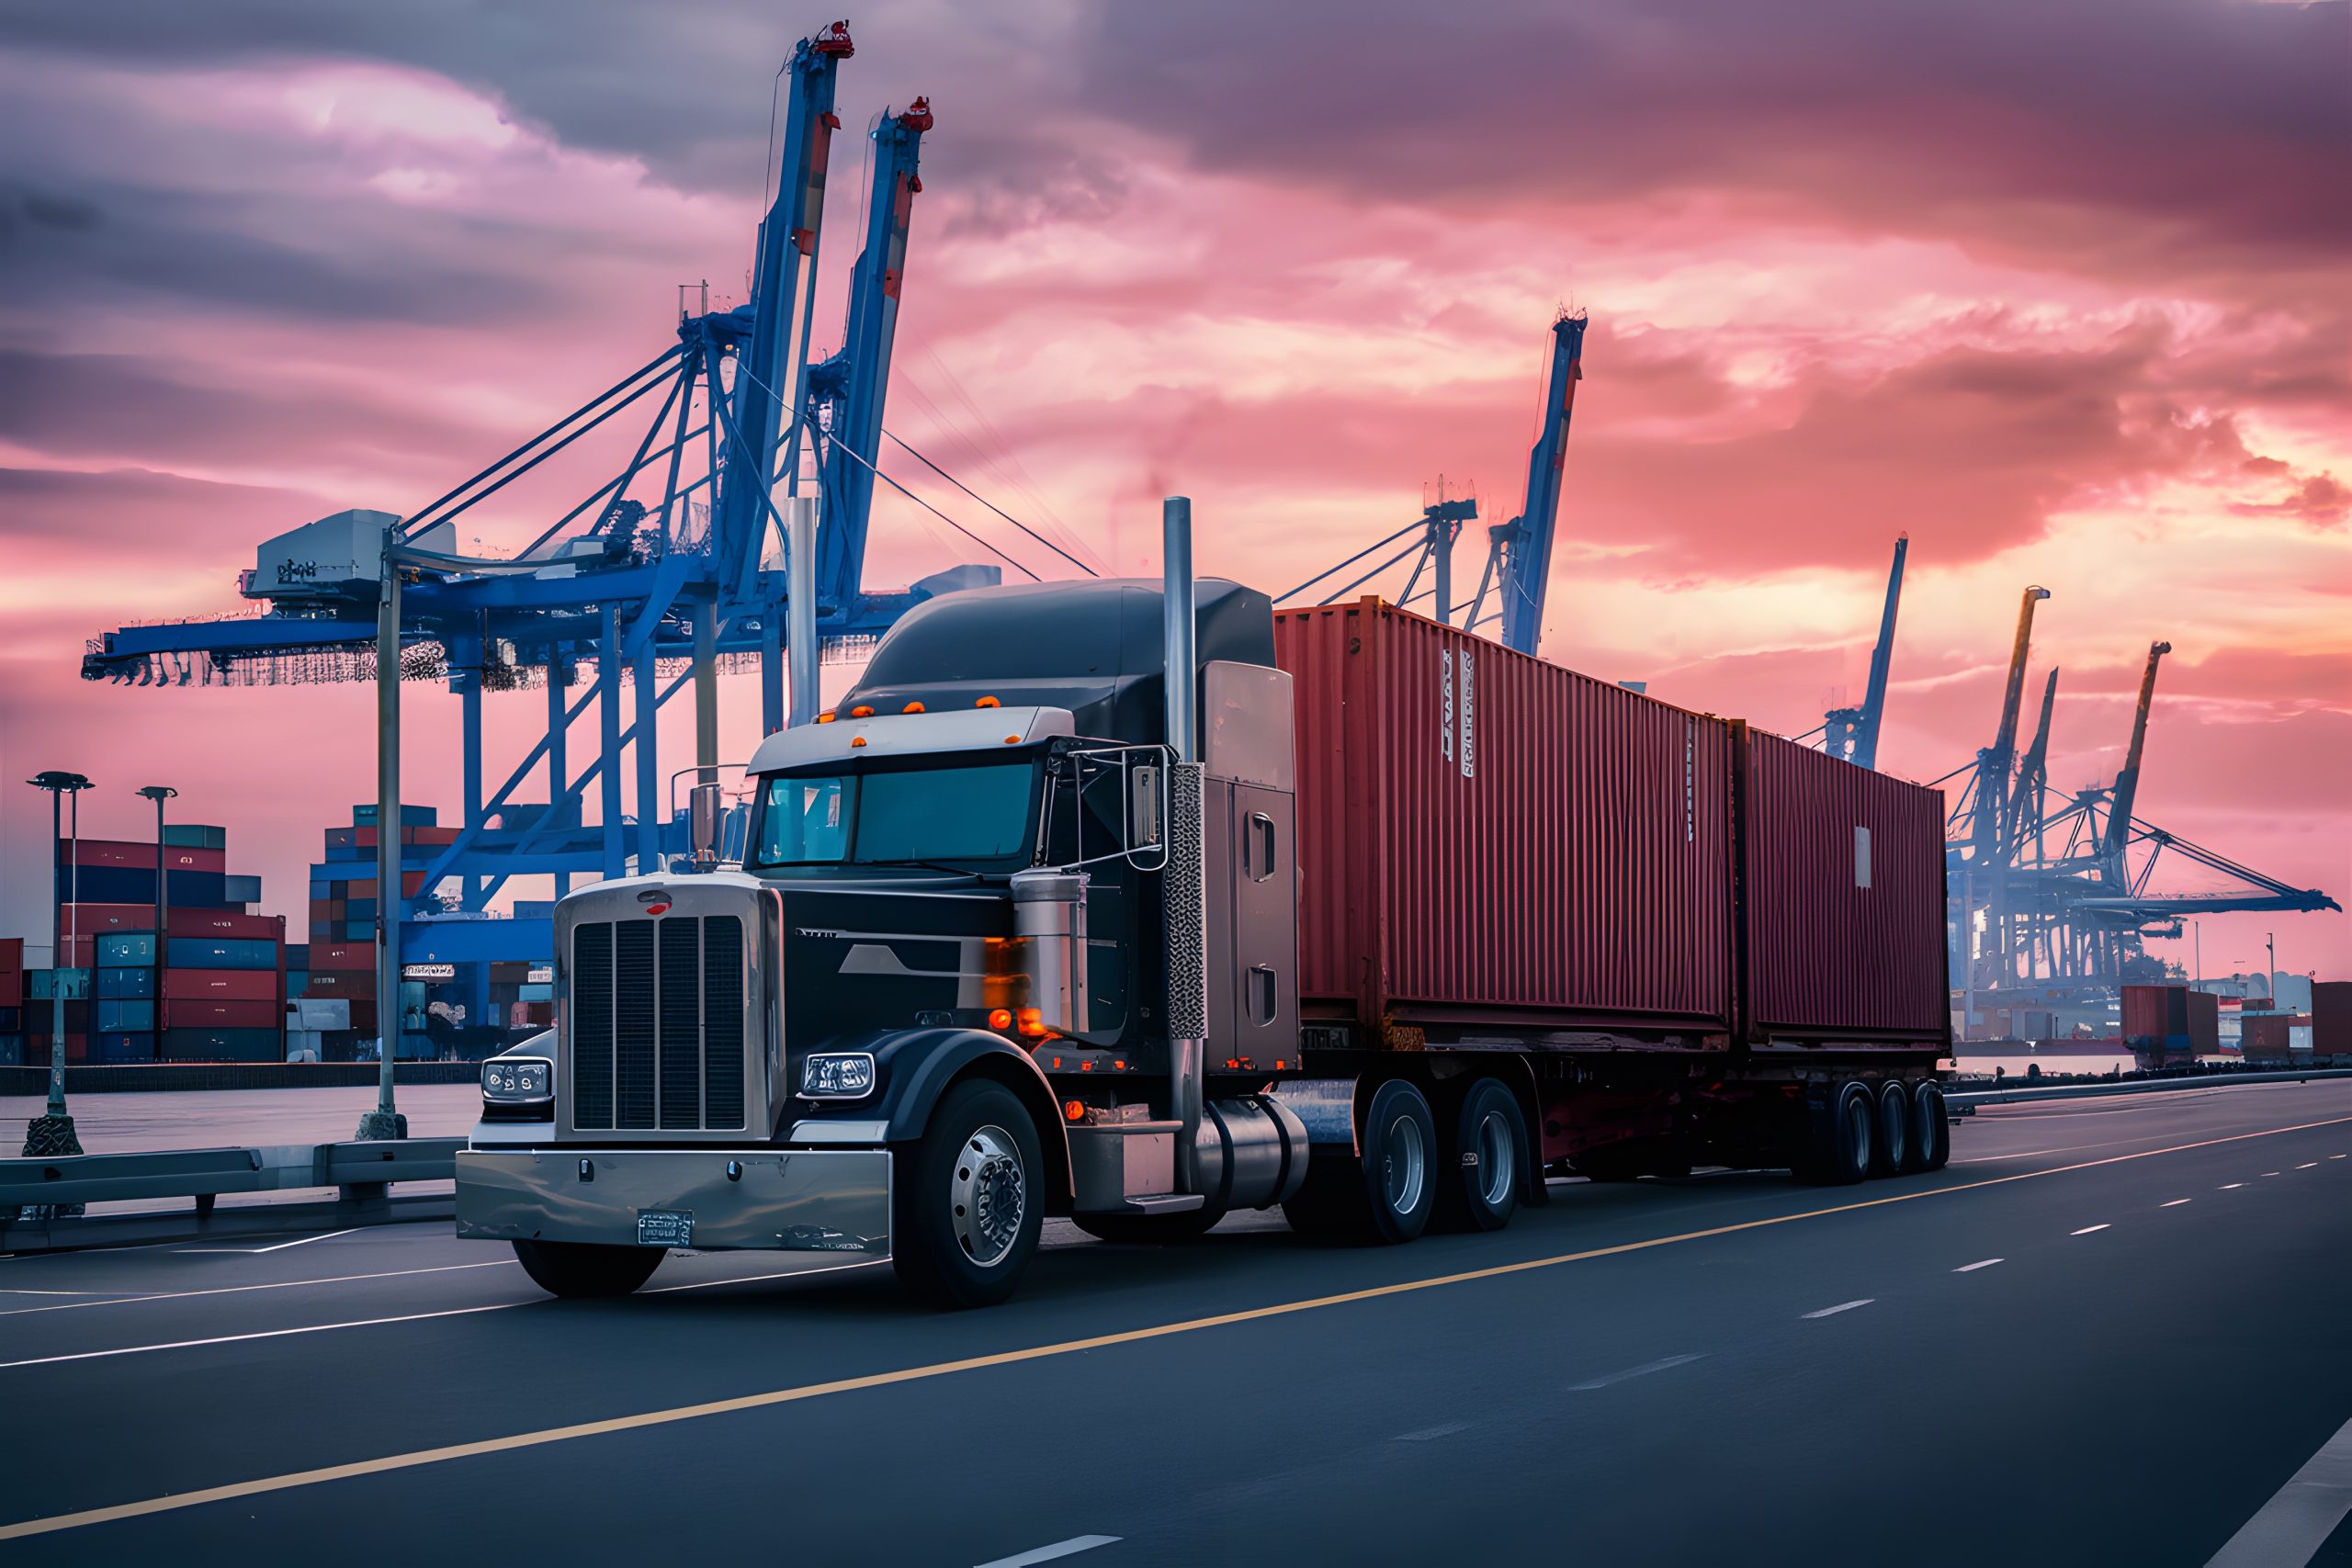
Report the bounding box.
[165,910,284,941]
[1740,730,1948,1042]
[311,942,373,970]
[159,1028,282,1062]
[2188,989,2221,1055]
[164,936,281,970]
[162,998,281,1030]
[2240,1013,2294,1058]
[2121,984,2188,1048]
[58,840,227,873]
[2313,981,2352,1055]
[1276,602,1736,1035]
[96,966,157,998]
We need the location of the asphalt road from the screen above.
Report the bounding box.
[4,1078,2349,1566]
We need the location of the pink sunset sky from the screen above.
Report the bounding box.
[0,1,2346,981]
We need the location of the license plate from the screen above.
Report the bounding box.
[636,1209,695,1248]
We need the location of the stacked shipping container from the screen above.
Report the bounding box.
[1271,602,1949,1049]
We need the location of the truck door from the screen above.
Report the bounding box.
[1227,784,1299,1059]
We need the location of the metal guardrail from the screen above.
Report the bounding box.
[1947,1067,2352,1110]
[0,1137,461,1209]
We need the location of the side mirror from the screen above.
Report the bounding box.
[690,782,724,868]
[1130,764,1162,849]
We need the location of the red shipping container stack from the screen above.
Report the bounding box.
[58,839,227,874]
[163,969,279,1001]
[2241,1013,2294,1062]
[162,998,281,1030]
[1272,601,1947,1049]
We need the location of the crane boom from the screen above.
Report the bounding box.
[1849,534,1907,770]
[1973,584,2050,860]
[2103,639,2171,871]
[1489,311,1588,656]
[814,96,933,607]
[717,21,854,610]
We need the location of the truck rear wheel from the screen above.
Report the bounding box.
[1283,1078,1437,1245]
[511,1239,665,1299]
[1871,1079,1911,1178]
[1438,1077,1524,1233]
[1797,1080,1875,1186]
[892,1079,1043,1310]
[1908,1081,1951,1172]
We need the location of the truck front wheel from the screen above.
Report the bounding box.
[892,1079,1044,1309]
[511,1239,665,1299]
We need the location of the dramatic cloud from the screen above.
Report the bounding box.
[0,1,2344,976]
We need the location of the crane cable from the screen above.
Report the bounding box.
[883,428,1099,577]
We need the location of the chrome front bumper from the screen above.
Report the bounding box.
[456,1146,891,1255]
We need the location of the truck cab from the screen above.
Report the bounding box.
[457,575,1313,1307]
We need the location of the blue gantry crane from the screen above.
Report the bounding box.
[1817,535,1907,770]
[76,21,1035,1048]
[1278,310,1588,659]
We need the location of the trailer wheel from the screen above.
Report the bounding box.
[1871,1079,1911,1179]
[1908,1081,1951,1173]
[1798,1080,1875,1186]
[511,1239,665,1299]
[1438,1077,1525,1233]
[1072,1205,1227,1246]
[891,1079,1043,1309]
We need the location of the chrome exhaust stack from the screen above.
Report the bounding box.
[1162,496,1209,1192]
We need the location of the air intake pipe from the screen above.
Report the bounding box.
[1162,496,1208,1192]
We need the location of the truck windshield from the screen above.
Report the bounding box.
[752,761,1036,868]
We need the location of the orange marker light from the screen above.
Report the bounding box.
[988,1008,1013,1031]
[1015,1007,1046,1038]
[902,701,925,714]
[975,695,1001,708]
[849,705,875,718]
[817,711,838,724]
[1063,1100,1086,1122]
[1003,735,1021,745]
[850,736,868,748]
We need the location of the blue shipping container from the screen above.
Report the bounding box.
[343,922,372,942]
[96,966,157,998]
[55,867,230,908]
[518,982,553,1002]
[94,1034,157,1063]
[160,1028,281,1062]
[96,999,154,1032]
[224,874,263,903]
[162,824,229,850]
[354,804,437,827]
[287,970,310,998]
[165,937,279,970]
[96,932,158,965]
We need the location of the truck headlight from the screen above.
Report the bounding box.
[482,1057,552,1102]
[800,1052,876,1099]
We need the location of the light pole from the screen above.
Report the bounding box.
[25,771,93,1156]
[2265,931,2276,1004]
[138,784,176,1058]
[356,535,407,1140]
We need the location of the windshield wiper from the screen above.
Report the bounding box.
[862,858,990,878]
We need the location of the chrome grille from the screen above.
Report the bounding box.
[569,913,748,1132]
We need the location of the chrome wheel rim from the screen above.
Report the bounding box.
[1381,1112,1427,1216]
[950,1123,1025,1268]
[1475,1111,1515,1208]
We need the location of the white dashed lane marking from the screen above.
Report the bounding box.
[1568,1354,1706,1390]
[1954,1259,2004,1272]
[1803,1300,1873,1319]
[2071,1224,2111,1235]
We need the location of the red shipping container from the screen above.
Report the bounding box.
[2314,981,2352,1056]
[54,903,160,934]
[2241,1013,2293,1060]
[59,839,226,874]
[166,909,286,941]
[1739,730,1948,1042]
[162,998,282,1029]
[2188,989,2221,1055]
[0,933,21,986]
[2122,984,2188,1048]
[163,968,280,1001]
[1278,603,1738,1039]
[309,942,375,971]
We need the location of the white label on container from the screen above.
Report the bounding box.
[1458,649,1476,778]
[1440,649,1454,762]
[1854,826,1872,889]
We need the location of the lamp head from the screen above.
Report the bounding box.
[28,771,94,794]
[137,785,177,803]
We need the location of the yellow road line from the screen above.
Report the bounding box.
[6,1113,2346,1542]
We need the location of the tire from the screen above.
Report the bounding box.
[1438,1078,1525,1233]
[511,1238,665,1299]
[891,1079,1044,1309]
[1281,1078,1438,1246]
[1072,1205,1227,1245]
[1799,1080,1875,1186]
[1872,1079,1911,1179]
[1909,1081,1951,1172]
